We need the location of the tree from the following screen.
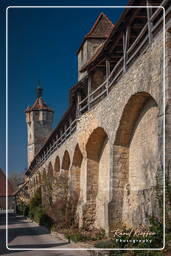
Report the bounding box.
[8,171,24,191]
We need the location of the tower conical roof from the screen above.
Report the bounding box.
[25,97,53,113]
[25,87,54,113]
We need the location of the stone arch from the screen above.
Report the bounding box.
[31,178,35,196]
[41,168,48,207]
[114,92,157,146]
[53,156,61,201]
[54,156,60,174]
[70,144,83,198]
[33,177,36,194]
[62,150,70,172]
[46,162,53,205]
[47,162,53,176]
[34,173,41,198]
[109,91,159,230]
[42,168,46,184]
[36,175,39,187]
[34,176,37,192]
[38,172,41,184]
[54,151,70,201]
[84,127,110,230]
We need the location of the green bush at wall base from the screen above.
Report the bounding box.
[39,213,54,230]
[17,202,29,217]
[65,232,86,242]
[32,206,44,224]
[23,205,29,217]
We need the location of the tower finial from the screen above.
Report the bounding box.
[36,85,43,98]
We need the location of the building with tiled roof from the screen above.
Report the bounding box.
[77,12,114,81]
[0,168,15,210]
[0,168,14,197]
[85,12,114,39]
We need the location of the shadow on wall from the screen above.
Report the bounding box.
[109,92,161,231]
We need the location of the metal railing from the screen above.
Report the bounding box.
[29,119,77,173]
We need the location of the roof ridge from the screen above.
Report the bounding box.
[100,12,114,27]
[85,12,114,39]
[25,96,53,113]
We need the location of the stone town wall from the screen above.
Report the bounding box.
[165,21,171,223]
[29,20,171,235]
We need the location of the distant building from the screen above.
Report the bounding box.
[0,168,15,210]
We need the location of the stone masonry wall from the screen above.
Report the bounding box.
[30,20,170,235]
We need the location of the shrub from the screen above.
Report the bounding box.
[95,240,114,248]
[17,201,29,217]
[64,228,106,243]
[32,206,44,224]
[48,192,79,231]
[23,205,29,217]
[29,188,42,210]
[65,232,86,242]
[29,188,43,220]
[39,213,54,230]
[17,201,23,214]
[50,224,56,232]
[29,203,54,231]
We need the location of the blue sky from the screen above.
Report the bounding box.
[0,0,128,174]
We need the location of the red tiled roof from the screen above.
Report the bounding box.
[77,12,114,54]
[0,169,14,196]
[78,13,114,70]
[85,12,114,39]
[25,97,54,113]
[79,0,149,72]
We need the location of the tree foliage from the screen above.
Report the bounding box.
[9,171,24,191]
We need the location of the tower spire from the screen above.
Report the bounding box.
[36,82,43,98]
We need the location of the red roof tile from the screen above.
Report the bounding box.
[0,169,14,196]
[25,97,53,113]
[78,13,114,70]
[77,12,114,54]
[85,12,114,39]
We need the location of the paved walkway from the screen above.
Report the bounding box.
[0,213,91,256]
